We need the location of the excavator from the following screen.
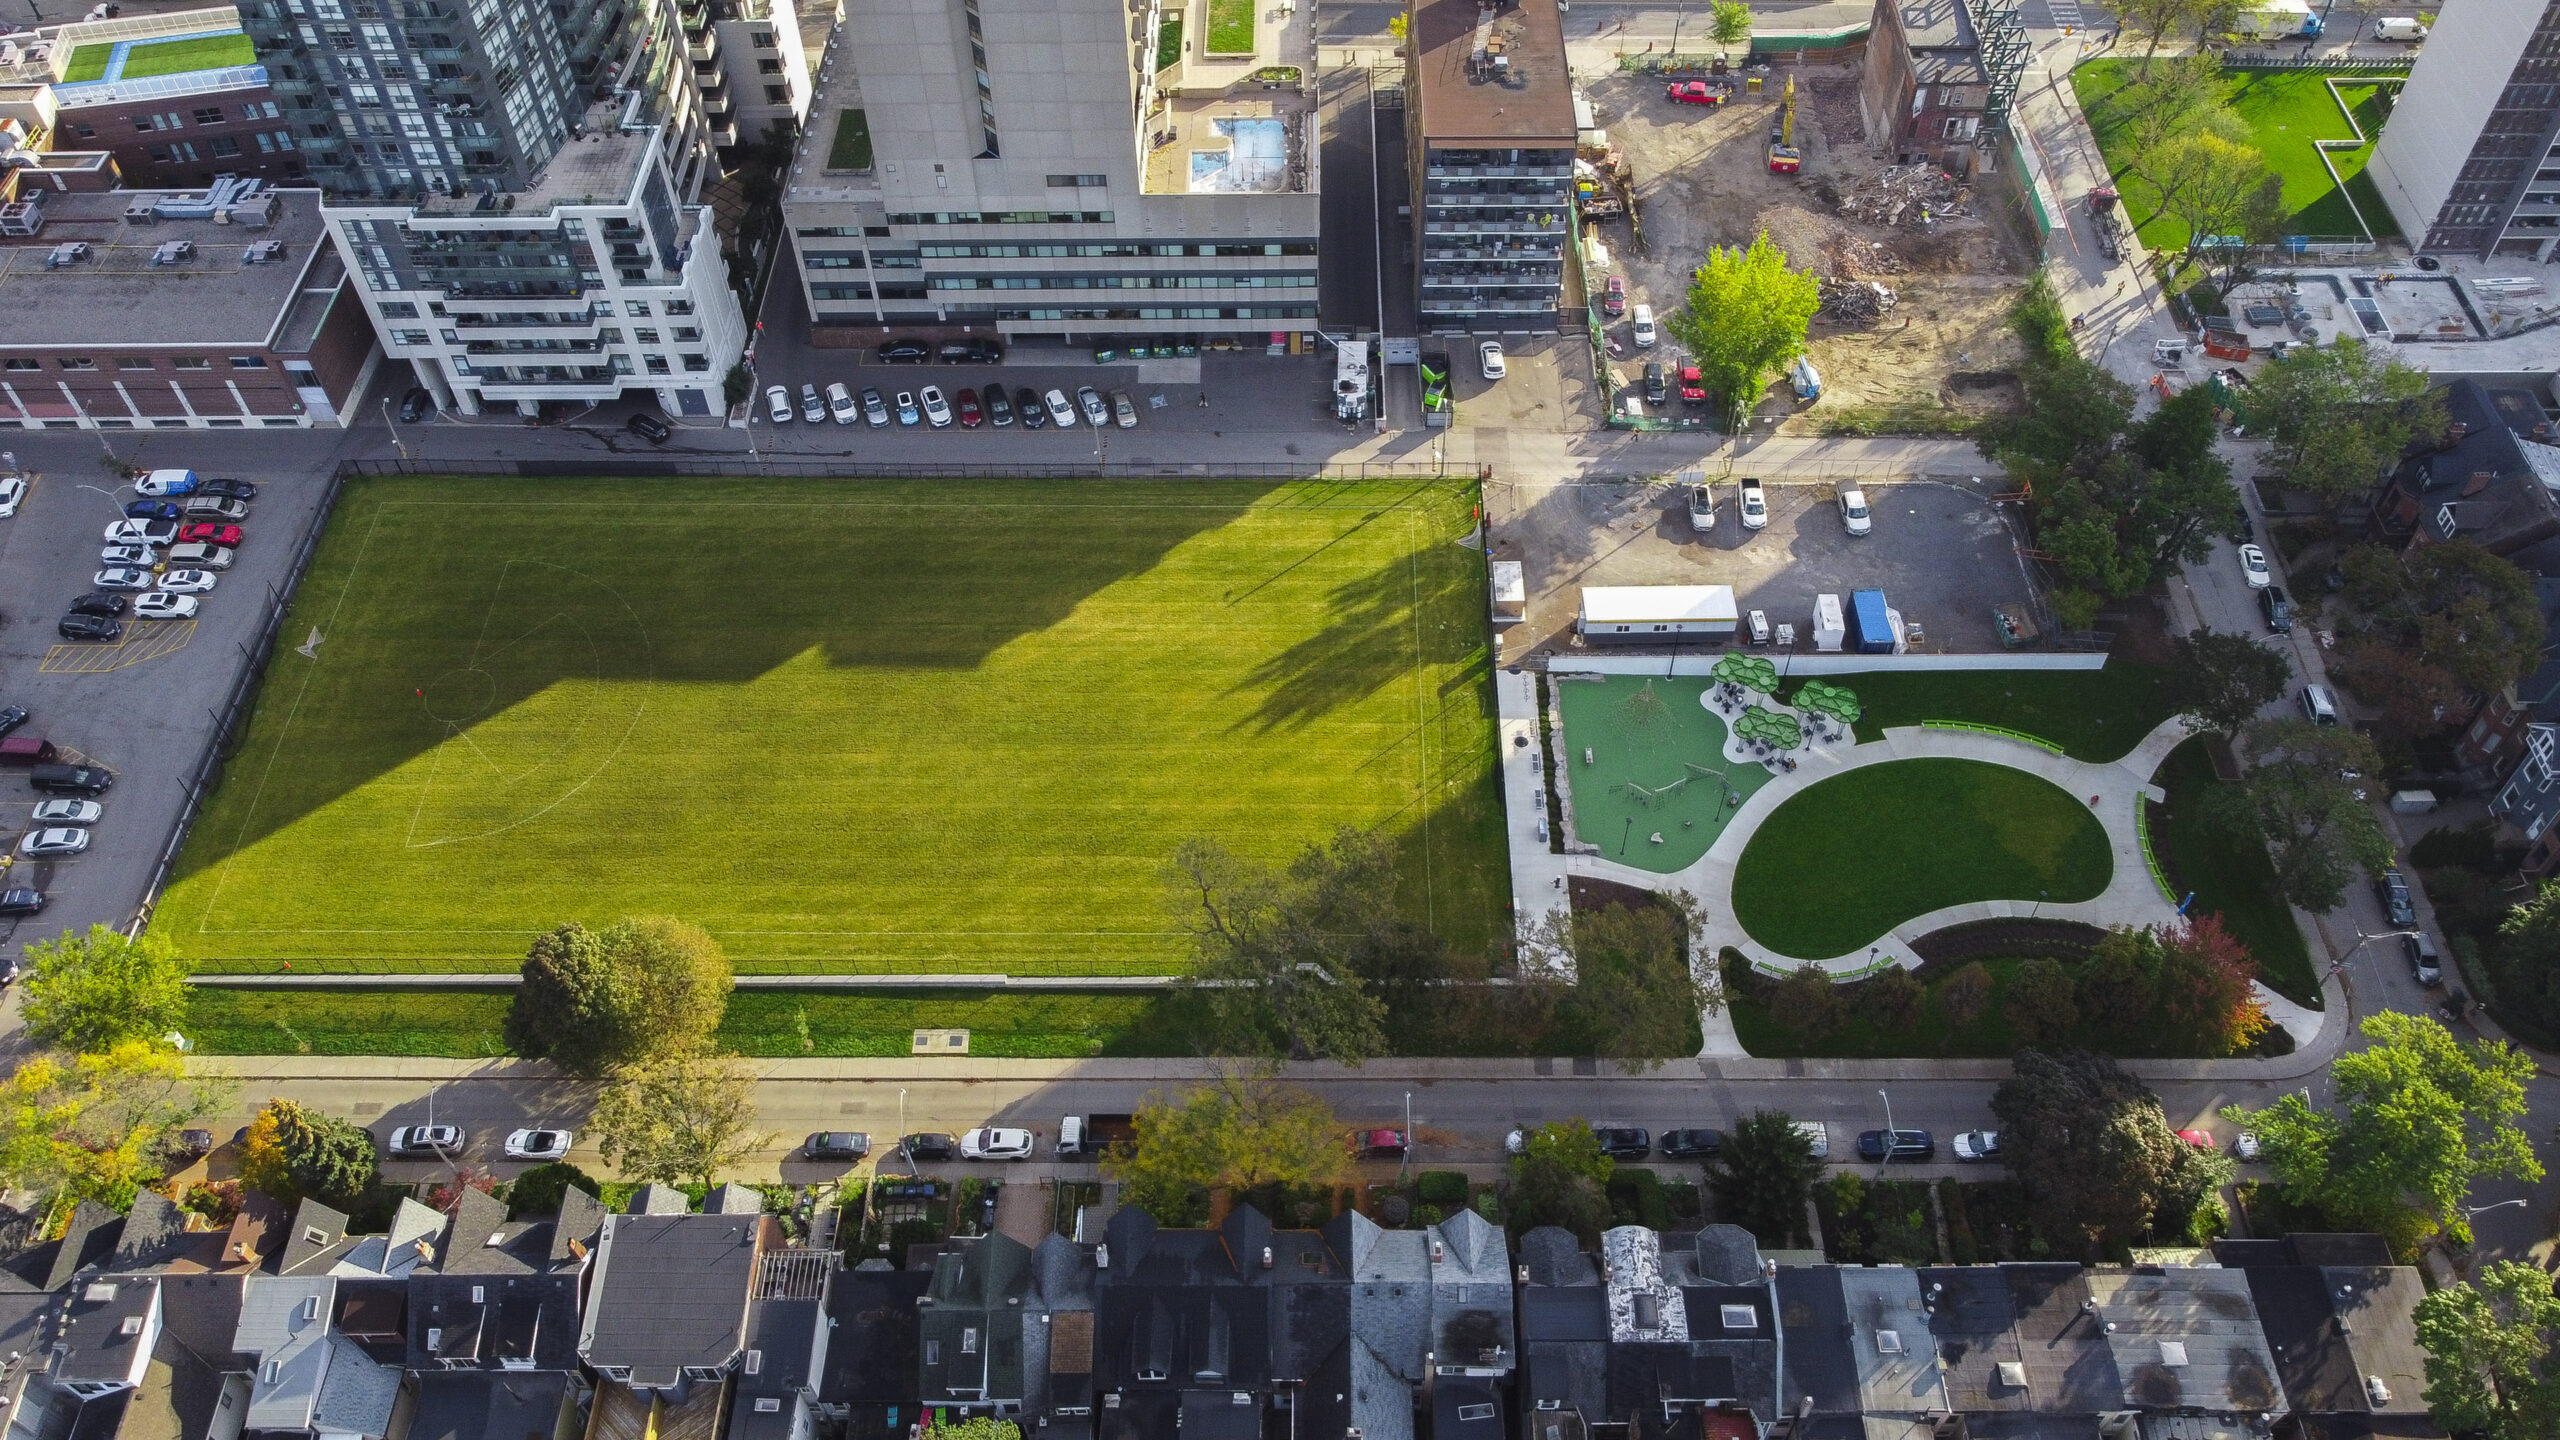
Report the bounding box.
[1766,74,1801,174]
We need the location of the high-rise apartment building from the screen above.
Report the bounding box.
[2366,0,2560,258]
[1408,0,1573,335]
[778,0,1319,347]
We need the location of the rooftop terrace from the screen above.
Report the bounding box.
[1141,92,1315,195]
[1413,0,1573,147]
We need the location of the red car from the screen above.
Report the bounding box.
[954,387,983,429]
[1354,1128,1408,1159]
[2174,1129,2216,1149]
[177,523,242,546]
[1667,80,1729,107]
[1679,365,1706,404]
[1601,274,1627,317]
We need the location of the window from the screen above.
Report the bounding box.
[193,107,226,125]
[765,84,789,103]
[627,302,651,316]
[803,252,862,269]
[58,357,95,371]
[2,360,38,372]
[633,328,660,343]
[230,356,269,369]
[73,123,95,140]
[644,356,669,374]
[172,357,211,370]
[757,57,782,73]
[681,353,708,372]
[394,329,429,346]
[116,358,155,371]
[752,28,775,45]
[672,327,700,341]
[211,137,242,157]
[1045,173,1108,188]
[379,302,419,318]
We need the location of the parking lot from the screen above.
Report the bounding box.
[1492,474,2038,660]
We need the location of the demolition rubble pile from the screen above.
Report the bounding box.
[1836,165,1970,228]
[1814,235,1901,324]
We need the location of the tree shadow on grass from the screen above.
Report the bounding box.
[1229,536,1489,734]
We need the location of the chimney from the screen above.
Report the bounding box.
[2447,420,2471,444]
[1260,1246,1273,1271]
[1096,1245,1109,1270]
[2464,470,2494,497]
[1430,1239,1445,1264]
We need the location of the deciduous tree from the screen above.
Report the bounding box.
[1709,0,1752,53]
[1707,1110,1822,1248]
[2413,1261,2560,1440]
[2340,540,2547,699]
[2154,134,2286,286]
[2114,0,2234,76]
[2168,628,2293,739]
[2250,341,2441,505]
[1509,1119,1614,1244]
[588,1053,769,1188]
[1523,895,1718,1067]
[2150,914,2267,1054]
[1938,961,1995,1036]
[1993,1049,2228,1253]
[1768,963,1842,1040]
[1859,966,1924,1033]
[1102,1071,1350,1217]
[2003,959,2080,1047]
[2210,720,2394,912]
[0,1042,226,1208]
[1661,233,1822,430]
[505,917,733,1077]
[239,1098,378,1207]
[20,925,188,1055]
[1167,828,1415,1064]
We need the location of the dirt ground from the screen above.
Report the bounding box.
[1580,69,2035,431]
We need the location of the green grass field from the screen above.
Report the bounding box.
[1779,663,2173,763]
[156,477,1505,975]
[2073,62,2401,249]
[2153,737,2318,1006]
[1730,759,2113,958]
[1206,0,1255,54]
[62,32,255,83]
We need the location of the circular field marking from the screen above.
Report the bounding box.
[420,666,497,725]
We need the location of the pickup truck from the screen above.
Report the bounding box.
[1056,1113,1137,1159]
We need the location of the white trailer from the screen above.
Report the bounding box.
[1490,561,1526,625]
[1576,584,1740,643]
[1811,593,1846,652]
[1333,339,1371,421]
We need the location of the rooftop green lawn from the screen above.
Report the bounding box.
[59,43,109,81]
[63,32,256,83]
[826,108,872,170]
[1778,662,2174,763]
[155,476,1505,975]
[1206,0,1255,55]
[1731,759,2113,959]
[2073,61,2401,249]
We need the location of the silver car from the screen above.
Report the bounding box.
[92,567,153,591]
[30,800,100,824]
[99,544,158,567]
[166,543,232,570]
[1111,390,1139,429]
[799,383,826,423]
[18,827,88,858]
[1075,386,1110,427]
[157,569,218,594]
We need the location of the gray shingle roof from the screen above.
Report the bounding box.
[550,1187,606,1267]
[579,1213,762,1381]
[311,1334,403,1434]
[235,1275,336,1431]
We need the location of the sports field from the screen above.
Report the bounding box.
[155,476,1505,974]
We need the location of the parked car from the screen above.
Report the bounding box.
[1018,386,1050,429]
[1075,386,1110,427]
[2233,1132,2260,1161]
[30,764,113,795]
[133,471,196,497]
[1111,390,1139,429]
[1355,1128,1408,1159]
[92,567,153,591]
[958,1127,1036,1160]
[182,496,248,522]
[67,592,126,619]
[1601,275,1627,317]
[920,385,953,428]
[30,800,100,824]
[1838,488,1873,536]
[104,520,176,546]
[123,500,180,522]
[803,1131,872,1161]
[1736,478,1769,530]
[2173,1129,2216,1149]
[900,1132,957,1161]
[100,544,158,567]
[1594,1128,1651,1159]
[766,385,794,423]
[986,387,1015,427]
[799,383,826,424]
[878,338,933,363]
[133,593,198,620]
[1642,362,1667,404]
[0,738,59,767]
[0,476,22,518]
[1657,1128,1722,1158]
[2237,542,2272,589]
[2376,868,2416,926]
[166,1128,213,1162]
[197,478,258,501]
[626,411,673,444]
[0,709,27,740]
[894,391,921,426]
[18,827,88,857]
[176,523,240,546]
[385,1125,463,1158]
[828,381,860,425]
[2405,931,2442,986]
[861,387,890,428]
[1951,1130,2000,1162]
[1631,303,1657,347]
[2260,584,2293,634]
[938,338,1002,364]
[504,1128,574,1161]
[399,386,436,423]
[1045,389,1079,427]
[1679,365,1706,405]
[956,388,984,428]
[1666,79,1728,106]
[157,569,218,594]
[1856,1129,1936,1162]
[1479,340,1506,380]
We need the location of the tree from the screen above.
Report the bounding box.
[505,917,734,1077]
[2168,628,2293,739]
[2113,0,2233,76]
[1660,233,1822,431]
[1938,961,1994,1035]
[588,1052,769,1188]
[607,916,734,1059]
[239,1098,378,1207]
[20,925,188,1054]
[2002,959,2080,1046]
[1707,1110,1822,1248]
[2412,1261,2560,1440]
[2249,340,2441,505]
[2340,541,2547,699]
[507,923,623,1074]
[1509,1119,1613,1243]
[1993,1049,2229,1253]
[2224,1012,2541,1250]
[1102,1072,1350,1218]
[1859,966,1924,1033]
[1168,828,1422,1064]
[2210,720,2394,912]
[1768,963,1842,1040]
[2114,52,2240,164]
[1709,0,1752,53]
[2153,134,2285,285]
[2076,930,2155,1026]
[0,1042,226,1208]
[1523,896,1718,1067]
[2127,386,2243,566]
[925,1422,1025,1440]
[2149,914,2268,1055]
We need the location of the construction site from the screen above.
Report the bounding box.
[1579,65,2038,432]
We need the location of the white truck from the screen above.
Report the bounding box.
[2233,0,2321,37]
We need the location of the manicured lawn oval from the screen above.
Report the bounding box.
[1730,758,2113,959]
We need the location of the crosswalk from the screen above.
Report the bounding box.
[2046,0,2085,31]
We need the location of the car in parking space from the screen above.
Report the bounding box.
[861,387,890,427]
[1355,1128,1408,1159]
[1666,79,1728,105]
[504,1128,574,1161]
[2233,1131,2260,1161]
[878,338,933,363]
[1479,340,1506,380]
[1044,389,1079,427]
[30,764,112,795]
[385,1125,463,1158]
[2173,1129,2216,1149]
[956,388,984,428]
[803,1131,871,1161]
[799,383,826,423]
[0,476,22,518]
[900,1132,958,1161]
[1736,477,1769,530]
[18,828,88,858]
[1952,1130,1999,1162]
[105,519,178,547]
[2405,931,2442,986]
[1075,386,1110,427]
[133,593,198,620]
[920,385,953,428]
[626,411,672,444]
[182,496,248,522]
[2260,584,2292,634]
[1602,274,1627,317]
[93,567,152,591]
[1112,390,1139,429]
[1679,365,1706,405]
[67,592,127,619]
[157,569,217,594]
[133,471,196,497]
[1838,488,1873,536]
[100,544,158,567]
[938,338,1002,364]
[2376,868,2416,926]
[765,385,793,423]
[165,1127,212,1162]
[958,1127,1036,1160]
[399,386,436,423]
[123,500,180,523]
[30,800,99,824]
[894,391,921,425]
[1594,1127,1651,1160]
[176,523,240,547]
[828,382,860,424]
[986,386,1014,426]
[1643,362,1667,404]
[1019,386,1050,428]
[1631,303,1657,347]
[1856,1129,1936,1162]
[0,709,26,740]
[197,478,258,501]
[2237,542,2272,588]
[1658,1128,1722,1158]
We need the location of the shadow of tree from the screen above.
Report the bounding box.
[1231,536,1488,734]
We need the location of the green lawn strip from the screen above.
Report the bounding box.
[1783,663,2173,763]
[1206,0,1255,54]
[60,44,110,81]
[1727,955,2260,1059]
[118,32,257,78]
[185,987,516,1058]
[1156,15,1183,70]
[826,108,872,169]
[157,477,1503,976]
[1730,760,2113,958]
[2152,736,2318,1006]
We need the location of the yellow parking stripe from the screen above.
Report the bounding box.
[40,618,197,674]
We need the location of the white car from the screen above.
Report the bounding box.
[132,473,191,497]
[1504,1128,1530,1155]
[1837,488,1872,536]
[799,384,825,424]
[504,1128,574,1161]
[166,543,231,570]
[133,592,198,620]
[386,1125,463,1158]
[1631,303,1657,348]
[157,569,218,594]
[765,385,793,423]
[103,520,175,546]
[30,800,100,824]
[18,827,88,858]
[1075,386,1110,428]
[827,381,859,425]
[0,476,23,518]
[958,1127,1036,1161]
[1479,340,1506,380]
[1952,1130,1999,1163]
[1737,478,1769,531]
[100,544,159,567]
[92,567,153,591]
[920,385,953,428]
[2233,1132,2260,1161]
[2238,542,2271,589]
[1044,389,1079,427]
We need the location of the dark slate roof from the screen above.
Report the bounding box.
[1519,1227,1597,1287]
[439,1188,551,1275]
[819,1263,927,1405]
[2384,379,2560,553]
[1921,1265,2024,1413]
[2247,1265,2359,1416]
[108,1192,193,1272]
[1776,1267,1860,1415]
[1435,1373,1506,1440]
[407,1368,573,1440]
[1031,1233,1096,1312]
[1520,1281,1609,1418]
[2,1200,125,1295]
[1692,1226,1763,1287]
[56,1276,156,1383]
[2282,1235,2399,1269]
[921,1233,1033,1404]
[152,1272,247,1369]
[1605,1343,1738,1431]
[276,1199,352,1275]
[549,1188,605,1267]
[730,1296,824,1440]
[580,1213,762,1381]
[408,1272,581,1371]
[2001,1263,2122,1413]
[333,1276,409,1362]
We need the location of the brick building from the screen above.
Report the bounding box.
[0,6,301,190]
[1860,0,1992,177]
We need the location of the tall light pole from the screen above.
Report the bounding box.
[1877,1088,1896,1172]
[379,397,410,462]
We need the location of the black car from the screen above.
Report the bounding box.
[1594,1127,1651,1160]
[1643,362,1668,405]
[0,708,27,740]
[878,338,933,363]
[1857,1128,1936,1163]
[68,592,128,618]
[123,500,180,522]
[626,411,673,444]
[938,339,1003,364]
[398,386,435,423]
[30,764,112,796]
[2376,868,2416,927]
[985,386,1015,426]
[0,887,44,916]
[803,1131,871,1161]
[58,613,120,642]
[197,478,259,501]
[1017,385,1049,429]
[1658,1128,1722,1159]
[900,1132,957,1161]
[166,1128,214,1162]
[2260,584,2292,634]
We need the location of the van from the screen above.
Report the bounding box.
[29,763,111,796]
[2404,932,2442,986]
[0,737,58,767]
[1792,1120,1829,1161]
[2299,683,2340,726]
[1630,304,1657,347]
[2371,16,2427,40]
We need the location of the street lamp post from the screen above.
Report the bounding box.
[2466,1198,2528,1217]
[1877,1088,1896,1172]
[380,397,409,462]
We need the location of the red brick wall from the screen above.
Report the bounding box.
[55,85,305,191]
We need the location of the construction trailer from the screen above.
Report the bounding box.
[1490,561,1527,625]
[1576,584,1740,643]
